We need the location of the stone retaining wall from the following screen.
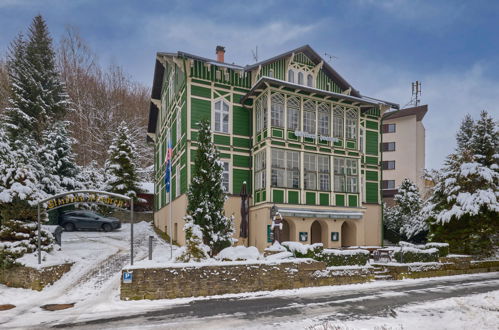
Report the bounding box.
[380,258,499,280]
[120,261,374,300]
[0,263,73,291]
[110,210,153,223]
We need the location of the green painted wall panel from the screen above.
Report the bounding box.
[191,98,211,128]
[233,154,250,168]
[346,141,356,149]
[272,189,284,203]
[191,85,211,98]
[366,182,379,203]
[306,192,316,205]
[366,170,378,181]
[288,191,299,204]
[365,156,378,165]
[233,106,251,136]
[233,137,251,148]
[348,195,358,207]
[319,193,329,206]
[233,169,251,194]
[335,194,345,206]
[365,120,378,130]
[366,130,378,155]
[214,134,231,145]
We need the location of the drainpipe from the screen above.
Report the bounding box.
[380,108,384,247]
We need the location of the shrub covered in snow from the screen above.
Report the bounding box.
[216,246,261,261]
[393,247,439,263]
[281,241,370,266]
[424,242,450,257]
[174,222,210,263]
[282,241,323,258]
[319,249,370,266]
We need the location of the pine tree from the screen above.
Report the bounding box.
[80,160,105,191]
[185,120,234,256]
[105,121,143,199]
[384,179,427,242]
[456,114,474,152]
[425,111,498,256]
[0,128,53,267]
[39,121,81,194]
[174,222,210,262]
[4,15,70,142]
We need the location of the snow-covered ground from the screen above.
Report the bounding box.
[305,290,499,330]
[0,222,176,328]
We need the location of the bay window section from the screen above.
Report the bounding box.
[334,157,358,193]
[271,149,300,189]
[303,99,316,134]
[318,155,330,191]
[271,93,284,128]
[318,102,330,136]
[271,149,285,187]
[255,94,268,133]
[287,96,300,131]
[286,151,300,189]
[333,106,344,139]
[255,151,266,190]
[345,108,358,140]
[304,153,317,190]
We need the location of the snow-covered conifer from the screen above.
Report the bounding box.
[384,179,427,242]
[104,121,143,199]
[185,120,234,256]
[80,160,105,191]
[174,221,210,262]
[424,111,498,255]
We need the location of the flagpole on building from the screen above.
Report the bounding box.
[168,128,173,260]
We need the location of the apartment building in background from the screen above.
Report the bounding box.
[381,105,428,205]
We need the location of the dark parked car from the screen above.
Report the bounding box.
[59,210,122,232]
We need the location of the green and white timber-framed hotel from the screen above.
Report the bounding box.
[147,45,399,251]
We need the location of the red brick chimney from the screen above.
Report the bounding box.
[216,45,225,62]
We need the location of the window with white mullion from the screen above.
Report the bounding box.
[333,106,344,139]
[333,157,346,192]
[287,96,300,131]
[214,99,230,133]
[303,99,316,134]
[254,151,266,190]
[176,107,181,142]
[334,157,358,193]
[271,149,286,188]
[255,97,262,133]
[318,102,330,136]
[271,93,284,128]
[318,155,330,191]
[221,161,230,193]
[262,93,268,131]
[286,150,300,189]
[304,153,317,190]
[345,108,358,140]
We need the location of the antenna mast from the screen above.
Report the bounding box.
[411,80,422,106]
[251,46,258,62]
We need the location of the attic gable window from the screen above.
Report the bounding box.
[307,74,313,87]
[288,69,294,83]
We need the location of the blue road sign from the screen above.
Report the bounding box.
[123,271,133,283]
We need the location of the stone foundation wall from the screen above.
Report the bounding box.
[120,261,374,300]
[0,263,73,291]
[110,210,153,223]
[381,258,499,280]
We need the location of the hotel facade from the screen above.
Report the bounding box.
[147,45,399,251]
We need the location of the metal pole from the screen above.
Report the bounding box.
[37,203,41,265]
[130,199,134,265]
[149,236,153,260]
[169,161,173,260]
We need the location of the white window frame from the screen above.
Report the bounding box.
[221,161,230,193]
[213,98,230,134]
[345,108,358,140]
[255,151,266,190]
[318,155,330,191]
[333,106,344,139]
[287,96,300,131]
[271,93,284,128]
[304,153,317,190]
[176,107,181,142]
[175,164,180,197]
[318,102,330,136]
[303,99,316,134]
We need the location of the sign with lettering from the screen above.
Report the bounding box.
[123,271,133,283]
[299,232,308,242]
[46,194,128,210]
[331,232,339,241]
[294,130,339,143]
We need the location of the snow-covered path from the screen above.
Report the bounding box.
[0,222,174,329]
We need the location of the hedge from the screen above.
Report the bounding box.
[281,242,369,266]
[424,242,449,257]
[393,247,439,263]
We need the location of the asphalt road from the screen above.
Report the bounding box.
[49,272,499,329]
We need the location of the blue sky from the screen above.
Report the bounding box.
[1,0,498,169]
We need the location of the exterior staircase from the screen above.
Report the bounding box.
[372,265,394,280]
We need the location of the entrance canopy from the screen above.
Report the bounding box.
[278,208,363,220]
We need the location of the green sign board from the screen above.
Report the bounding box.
[331,232,339,241]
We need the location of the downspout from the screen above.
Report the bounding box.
[380,106,384,247]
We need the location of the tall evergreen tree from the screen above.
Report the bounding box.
[39,121,81,194]
[424,111,498,255]
[4,15,70,142]
[185,120,233,256]
[105,121,143,199]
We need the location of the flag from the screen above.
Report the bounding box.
[165,132,173,193]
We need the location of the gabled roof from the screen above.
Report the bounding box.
[245,45,361,98]
[383,104,428,121]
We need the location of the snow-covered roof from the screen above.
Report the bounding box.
[139,182,154,194]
